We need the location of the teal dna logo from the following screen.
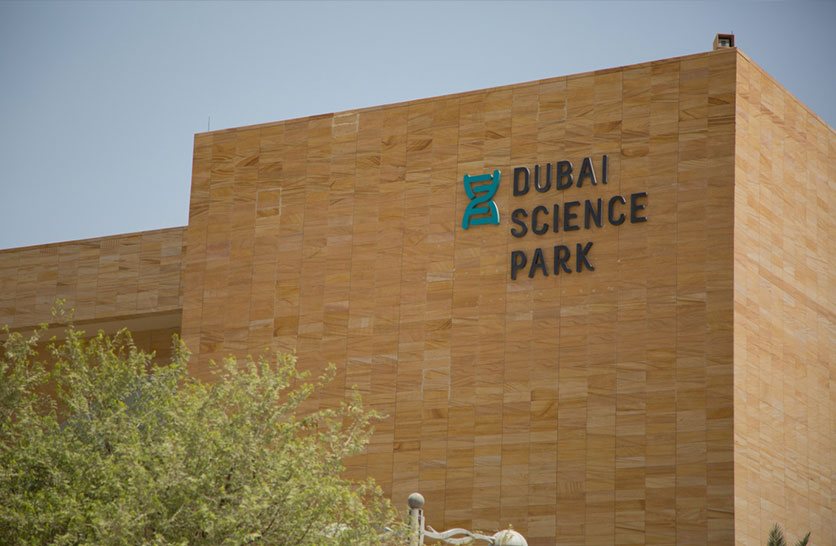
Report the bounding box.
[461,170,501,229]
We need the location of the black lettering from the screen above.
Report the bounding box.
[563,201,580,231]
[577,156,597,187]
[552,203,560,233]
[584,198,603,229]
[511,250,527,280]
[513,167,530,196]
[534,164,552,192]
[630,192,648,223]
[529,248,548,278]
[532,205,549,235]
[556,161,573,190]
[576,242,594,272]
[510,208,528,238]
[608,195,627,226]
[602,154,608,184]
[554,245,572,274]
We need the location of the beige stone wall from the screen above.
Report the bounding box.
[182,49,738,545]
[733,53,835,546]
[0,227,184,329]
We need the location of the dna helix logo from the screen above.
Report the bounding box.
[461,169,501,229]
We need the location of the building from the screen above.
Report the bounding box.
[1,40,832,546]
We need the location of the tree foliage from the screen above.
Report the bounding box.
[767,523,810,546]
[0,323,400,545]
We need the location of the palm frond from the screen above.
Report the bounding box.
[768,524,787,546]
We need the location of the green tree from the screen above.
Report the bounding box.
[767,523,811,546]
[0,323,401,545]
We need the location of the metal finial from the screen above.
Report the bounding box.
[408,492,425,509]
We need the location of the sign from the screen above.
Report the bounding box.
[461,170,501,229]
[461,156,648,279]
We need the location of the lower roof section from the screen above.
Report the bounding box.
[0,226,184,331]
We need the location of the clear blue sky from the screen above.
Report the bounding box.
[1,1,833,250]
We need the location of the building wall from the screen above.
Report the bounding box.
[182,49,738,545]
[733,53,835,546]
[7,46,831,546]
[28,325,181,376]
[0,227,184,330]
